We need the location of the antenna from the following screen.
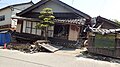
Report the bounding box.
[72,0,74,5]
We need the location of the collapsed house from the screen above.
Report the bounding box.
[15,0,91,48]
[87,16,120,58]
[0,0,119,55]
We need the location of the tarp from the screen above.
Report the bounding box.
[0,33,11,46]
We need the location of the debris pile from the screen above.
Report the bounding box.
[7,40,62,53]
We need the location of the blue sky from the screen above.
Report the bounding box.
[0,0,120,21]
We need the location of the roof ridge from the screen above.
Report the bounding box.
[0,1,34,10]
[17,0,91,19]
[54,0,91,19]
[97,16,120,27]
[9,1,34,7]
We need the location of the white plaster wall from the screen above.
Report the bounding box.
[0,8,12,26]
[68,25,80,41]
[32,1,72,13]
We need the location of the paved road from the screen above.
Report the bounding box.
[0,49,120,67]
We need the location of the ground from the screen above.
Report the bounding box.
[0,49,120,67]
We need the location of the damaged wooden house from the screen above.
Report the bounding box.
[15,0,91,48]
[88,16,120,59]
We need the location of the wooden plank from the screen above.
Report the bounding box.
[38,43,62,52]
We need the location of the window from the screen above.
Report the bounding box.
[48,26,54,37]
[25,21,31,33]
[25,21,54,37]
[37,29,41,35]
[0,15,5,21]
[26,21,31,27]
[25,21,38,34]
[32,22,36,28]
[26,28,31,33]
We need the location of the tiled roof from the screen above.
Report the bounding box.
[54,19,86,25]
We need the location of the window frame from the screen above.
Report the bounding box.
[0,15,5,21]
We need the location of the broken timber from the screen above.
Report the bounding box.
[35,40,62,52]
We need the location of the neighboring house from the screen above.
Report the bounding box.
[88,16,120,58]
[17,0,91,42]
[0,1,33,30]
[92,16,120,29]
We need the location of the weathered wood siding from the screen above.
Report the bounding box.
[88,33,120,58]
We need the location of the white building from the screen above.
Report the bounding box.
[0,1,33,30]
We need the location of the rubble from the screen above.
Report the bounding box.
[6,40,63,53]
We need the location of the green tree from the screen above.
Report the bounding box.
[36,8,55,40]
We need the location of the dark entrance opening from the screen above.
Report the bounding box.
[54,24,69,39]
